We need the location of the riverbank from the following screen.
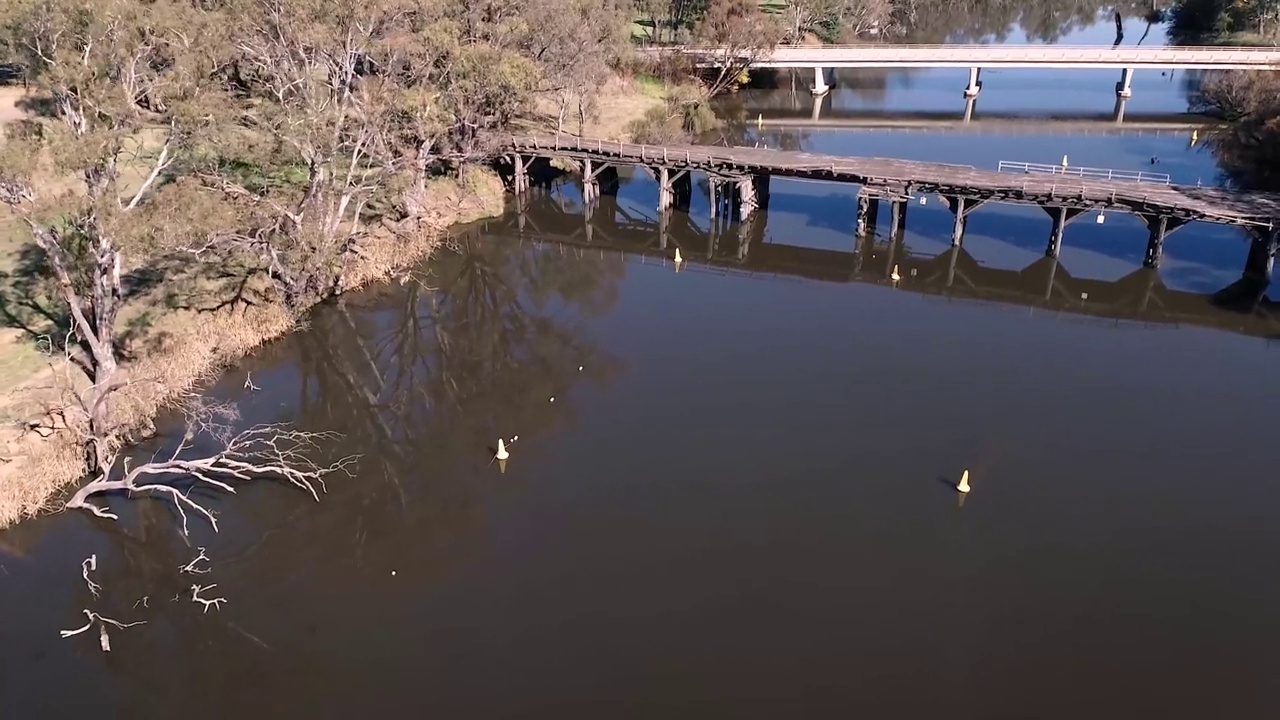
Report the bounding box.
[0,73,667,528]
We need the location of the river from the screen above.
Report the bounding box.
[3,17,1280,719]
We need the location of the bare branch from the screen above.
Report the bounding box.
[179,547,212,575]
[191,584,226,613]
[81,555,102,598]
[65,416,359,535]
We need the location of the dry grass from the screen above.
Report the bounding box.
[522,74,667,142]
[0,73,651,528]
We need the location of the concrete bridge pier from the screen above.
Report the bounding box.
[1140,214,1187,268]
[1116,67,1134,98]
[1112,95,1129,124]
[812,66,830,96]
[964,67,982,98]
[1043,206,1085,257]
[946,196,987,246]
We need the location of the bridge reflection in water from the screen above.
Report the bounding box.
[484,192,1280,342]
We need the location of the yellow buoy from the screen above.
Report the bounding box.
[956,469,971,494]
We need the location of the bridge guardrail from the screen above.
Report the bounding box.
[997,160,1171,185]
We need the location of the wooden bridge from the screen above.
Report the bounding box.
[484,196,1280,341]
[501,135,1280,287]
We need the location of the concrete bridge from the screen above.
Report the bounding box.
[755,107,1211,134]
[648,44,1280,97]
[488,195,1280,341]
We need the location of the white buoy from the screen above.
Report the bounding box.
[890,264,902,283]
[496,439,510,461]
[1190,129,1199,146]
[578,365,583,371]
[674,248,684,264]
[549,396,555,403]
[756,113,763,130]
[1061,154,1069,168]
[956,469,971,494]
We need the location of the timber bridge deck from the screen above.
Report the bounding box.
[501,135,1280,294]
[505,135,1280,229]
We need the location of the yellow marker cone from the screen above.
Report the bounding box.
[495,438,510,461]
[956,469,971,494]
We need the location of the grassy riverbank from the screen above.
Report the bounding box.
[0,73,667,528]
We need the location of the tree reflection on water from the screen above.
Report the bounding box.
[67,231,626,716]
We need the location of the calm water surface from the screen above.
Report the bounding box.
[4,19,1280,719]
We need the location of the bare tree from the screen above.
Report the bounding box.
[693,0,785,96]
[0,0,215,472]
[780,0,894,43]
[65,398,357,535]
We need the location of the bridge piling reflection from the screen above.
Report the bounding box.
[499,194,1280,340]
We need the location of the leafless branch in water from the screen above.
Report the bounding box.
[179,547,212,575]
[65,396,359,534]
[190,584,226,613]
[60,609,147,652]
[81,555,101,598]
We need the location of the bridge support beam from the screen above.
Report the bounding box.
[1116,67,1134,99]
[812,66,830,96]
[736,176,760,221]
[856,192,881,238]
[1140,214,1187,268]
[1042,206,1085,258]
[1214,227,1279,310]
[946,196,988,247]
[511,154,529,195]
[656,167,691,212]
[581,159,617,205]
[964,67,982,98]
[1243,227,1280,287]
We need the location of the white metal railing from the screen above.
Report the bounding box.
[997,160,1171,185]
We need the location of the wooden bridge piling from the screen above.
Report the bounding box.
[1141,215,1187,268]
[1044,206,1086,258]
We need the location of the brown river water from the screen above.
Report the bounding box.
[4,19,1280,719]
